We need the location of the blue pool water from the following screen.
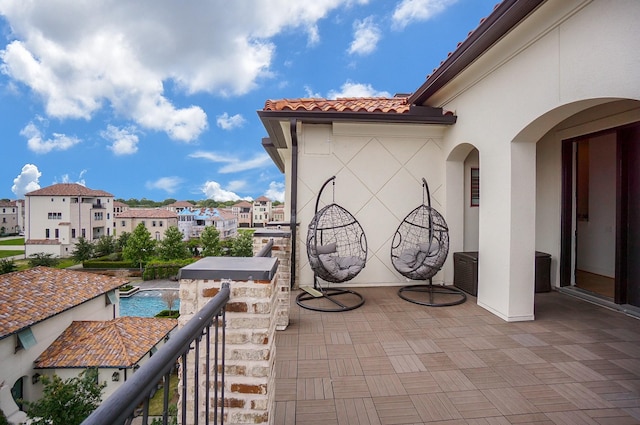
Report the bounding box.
[119,290,180,317]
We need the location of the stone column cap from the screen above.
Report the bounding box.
[178,257,278,281]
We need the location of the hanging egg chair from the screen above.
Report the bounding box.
[297,176,367,312]
[391,178,466,307]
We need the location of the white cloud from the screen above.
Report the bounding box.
[0,1,362,141]
[12,163,41,197]
[265,181,285,202]
[145,177,184,194]
[327,81,391,98]
[102,125,139,155]
[200,181,251,202]
[392,0,457,30]
[227,180,247,192]
[189,150,272,174]
[304,85,322,98]
[348,17,381,56]
[58,169,87,186]
[216,113,246,130]
[20,120,81,154]
[219,154,272,174]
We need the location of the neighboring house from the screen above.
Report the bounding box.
[258,0,640,321]
[34,317,177,401]
[271,204,285,223]
[0,267,127,424]
[113,200,129,214]
[24,183,114,258]
[0,200,21,235]
[231,200,253,228]
[165,200,195,214]
[115,208,178,240]
[252,196,272,228]
[177,207,238,240]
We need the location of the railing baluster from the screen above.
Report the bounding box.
[194,336,200,425]
[205,323,211,425]
[82,282,230,425]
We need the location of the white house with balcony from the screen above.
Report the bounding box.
[177,207,238,240]
[252,196,272,228]
[259,0,640,321]
[0,267,127,424]
[24,183,114,258]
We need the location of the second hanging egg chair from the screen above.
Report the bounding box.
[297,176,367,312]
[391,178,466,307]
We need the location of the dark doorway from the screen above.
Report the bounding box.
[561,122,640,307]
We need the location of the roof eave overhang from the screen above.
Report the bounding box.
[409,0,546,105]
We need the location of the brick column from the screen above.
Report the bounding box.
[179,256,279,424]
[253,229,291,330]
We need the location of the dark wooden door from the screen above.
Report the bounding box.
[617,124,640,307]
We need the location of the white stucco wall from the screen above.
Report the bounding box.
[295,122,449,289]
[430,0,640,320]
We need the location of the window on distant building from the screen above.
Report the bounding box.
[122,221,125,227]
[72,228,76,238]
[94,212,103,220]
[45,229,50,238]
[82,228,86,238]
[15,328,37,352]
[55,229,59,238]
[48,212,62,220]
[152,221,156,227]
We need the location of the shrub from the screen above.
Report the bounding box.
[155,310,180,319]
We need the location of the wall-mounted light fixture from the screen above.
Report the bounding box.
[32,373,41,384]
[111,371,120,382]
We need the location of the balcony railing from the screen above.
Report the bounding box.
[81,283,230,425]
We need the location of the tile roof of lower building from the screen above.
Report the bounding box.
[263,97,411,114]
[0,267,128,339]
[115,208,178,219]
[26,183,113,197]
[35,317,178,368]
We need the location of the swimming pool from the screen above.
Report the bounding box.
[119,290,180,317]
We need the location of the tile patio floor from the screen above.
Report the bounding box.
[273,286,640,424]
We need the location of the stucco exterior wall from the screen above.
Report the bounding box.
[295,121,449,289]
[428,0,640,320]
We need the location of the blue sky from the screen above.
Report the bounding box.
[0,0,496,203]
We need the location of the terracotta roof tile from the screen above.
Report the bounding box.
[263,97,411,114]
[35,317,177,368]
[114,201,128,207]
[115,208,178,219]
[0,267,128,339]
[233,201,253,208]
[26,183,113,197]
[167,201,194,207]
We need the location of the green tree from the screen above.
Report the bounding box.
[28,253,59,267]
[187,238,201,256]
[157,226,190,260]
[0,259,16,275]
[122,223,156,269]
[71,237,94,262]
[23,369,105,425]
[230,230,253,257]
[0,407,9,425]
[94,235,117,257]
[200,225,222,256]
[116,231,131,252]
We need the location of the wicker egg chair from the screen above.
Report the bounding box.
[391,178,466,306]
[297,176,367,312]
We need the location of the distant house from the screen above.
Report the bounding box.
[115,208,178,240]
[165,200,194,214]
[231,200,253,228]
[0,267,127,424]
[0,200,22,235]
[177,207,238,240]
[252,196,272,228]
[113,200,129,214]
[34,317,177,401]
[271,204,285,223]
[25,183,114,258]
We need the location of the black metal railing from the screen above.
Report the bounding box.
[82,283,230,425]
[255,238,274,257]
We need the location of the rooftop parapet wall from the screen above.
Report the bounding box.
[179,256,279,424]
